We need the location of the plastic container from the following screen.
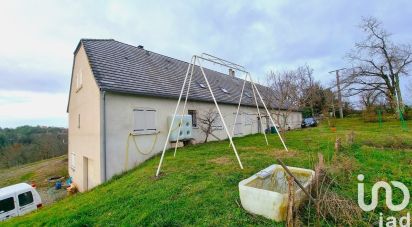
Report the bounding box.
[239,164,315,222]
[55,181,62,190]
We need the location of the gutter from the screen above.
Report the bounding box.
[102,91,107,181]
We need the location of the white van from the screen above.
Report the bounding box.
[0,183,42,221]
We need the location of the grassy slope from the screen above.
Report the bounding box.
[5,118,411,226]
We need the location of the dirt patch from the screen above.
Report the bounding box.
[239,146,298,157]
[209,156,232,165]
[238,146,267,153]
[270,149,298,159]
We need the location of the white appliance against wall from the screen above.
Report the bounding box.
[167,115,193,142]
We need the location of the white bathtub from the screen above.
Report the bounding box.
[238,164,315,222]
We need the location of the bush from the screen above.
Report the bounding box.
[362,107,379,122]
[401,105,411,120]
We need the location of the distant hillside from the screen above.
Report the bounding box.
[0,126,67,168]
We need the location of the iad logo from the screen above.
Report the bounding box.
[357,174,410,211]
[357,174,411,227]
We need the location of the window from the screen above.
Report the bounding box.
[70,153,76,171]
[0,197,15,213]
[245,113,254,125]
[197,82,206,89]
[133,108,157,134]
[212,115,222,129]
[233,113,243,135]
[220,87,229,94]
[188,110,197,127]
[76,70,83,90]
[18,191,33,207]
[77,114,80,129]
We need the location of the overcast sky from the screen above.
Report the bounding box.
[1,0,411,128]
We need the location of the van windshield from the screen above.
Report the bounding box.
[0,197,15,213]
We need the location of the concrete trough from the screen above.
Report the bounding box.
[239,164,315,222]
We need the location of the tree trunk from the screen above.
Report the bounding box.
[204,127,210,143]
[395,76,405,113]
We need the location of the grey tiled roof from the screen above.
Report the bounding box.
[79,39,280,109]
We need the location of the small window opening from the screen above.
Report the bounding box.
[188,110,197,127]
[197,82,206,89]
[78,114,81,129]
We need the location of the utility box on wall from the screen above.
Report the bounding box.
[168,115,193,142]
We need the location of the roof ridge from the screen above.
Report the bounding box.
[81,38,115,42]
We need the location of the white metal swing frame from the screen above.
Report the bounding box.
[155,54,288,177]
[229,73,288,151]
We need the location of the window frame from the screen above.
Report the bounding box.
[233,113,243,135]
[244,113,255,126]
[212,115,223,129]
[188,110,197,128]
[70,152,76,171]
[18,191,34,207]
[76,69,83,91]
[220,87,229,94]
[0,197,15,213]
[77,114,81,129]
[196,82,206,89]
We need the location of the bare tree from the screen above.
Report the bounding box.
[266,69,302,130]
[359,89,385,109]
[296,65,322,116]
[345,17,412,112]
[198,108,221,143]
[264,65,318,129]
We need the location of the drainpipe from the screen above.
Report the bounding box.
[102,91,107,182]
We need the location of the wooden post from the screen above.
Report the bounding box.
[276,159,316,202]
[346,130,354,145]
[334,137,341,154]
[286,176,295,227]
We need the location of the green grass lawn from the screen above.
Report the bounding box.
[5,118,411,226]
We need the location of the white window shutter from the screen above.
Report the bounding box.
[146,110,156,131]
[133,109,146,131]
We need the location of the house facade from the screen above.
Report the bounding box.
[67,39,302,192]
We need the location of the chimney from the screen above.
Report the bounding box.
[137,45,144,49]
[229,68,235,77]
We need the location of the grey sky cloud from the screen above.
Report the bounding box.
[0,0,411,127]
[0,67,67,92]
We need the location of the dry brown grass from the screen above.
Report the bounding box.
[294,153,363,226]
[209,156,232,165]
[328,154,360,175]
